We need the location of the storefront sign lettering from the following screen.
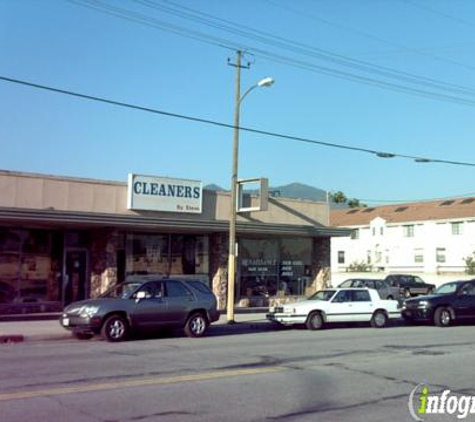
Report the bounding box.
[280,260,305,278]
[127,174,203,214]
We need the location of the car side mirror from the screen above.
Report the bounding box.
[135,291,147,302]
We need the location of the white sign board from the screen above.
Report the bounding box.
[127,174,202,214]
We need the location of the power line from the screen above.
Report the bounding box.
[2,74,475,168]
[263,0,475,72]
[67,0,238,52]
[66,0,475,108]
[138,0,475,97]
[400,0,475,29]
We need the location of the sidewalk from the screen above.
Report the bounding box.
[0,312,271,343]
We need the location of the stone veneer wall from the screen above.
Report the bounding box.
[90,229,119,298]
[308,237,331,294]
[210,233,228,311]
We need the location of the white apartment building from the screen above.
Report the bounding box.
[330,198,475,285]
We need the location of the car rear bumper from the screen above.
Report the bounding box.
[208,309,220,323]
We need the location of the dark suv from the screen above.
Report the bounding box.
[384,274,435,299]
[60,278,219,342]
[402,280,475,327]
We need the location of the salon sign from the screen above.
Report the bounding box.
[127,173,202,214]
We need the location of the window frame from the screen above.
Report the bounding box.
[337,251,345,264]
[403,225,415,238]
[451,222,463,236]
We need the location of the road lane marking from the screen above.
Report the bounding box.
[0,366,287,401]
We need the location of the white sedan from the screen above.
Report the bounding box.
[267,288,401,330]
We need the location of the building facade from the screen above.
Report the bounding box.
[330,199,475,284]
[0,170,347,314]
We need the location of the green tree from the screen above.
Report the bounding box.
[464,252,475,275]
[331,191,347,203]
[348,198,362,208]
[330,191,366,208]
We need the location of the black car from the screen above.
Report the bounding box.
[402,280,475,327]
[60,278,220,342]
[384,274,435,299]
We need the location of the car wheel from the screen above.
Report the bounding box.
[434,307,452,327]
[73,332,94,340]
[306,312,324,330]
[403,289,411,299]
[371,310,388,328]
[184,312,208,338]
[101,314,129,342]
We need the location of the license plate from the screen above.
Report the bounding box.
[62,318,70,327]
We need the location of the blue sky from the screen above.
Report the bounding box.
[1,0,475,205]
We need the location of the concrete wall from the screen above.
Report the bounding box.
[0,170,329,227]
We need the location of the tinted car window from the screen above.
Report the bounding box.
[101,282,142,299]
[352,290,371,302]
[340,280,353,288]
[308,290,336,301]
[333,290,352,303]
[166,280,194,299]
[434,282,459,295]
[133,281,163,299]
[375,280,383,289]
[385,277,398,287]
[414,277,425,284]
[460,283,475,296]
[186,280,214,295]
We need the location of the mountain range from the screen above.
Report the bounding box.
[205,182,328,202]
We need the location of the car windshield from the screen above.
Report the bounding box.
[308,290,336,301]
[100,282,142,299]
[433,282,459,295]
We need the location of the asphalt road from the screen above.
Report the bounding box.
[0,322,473,422]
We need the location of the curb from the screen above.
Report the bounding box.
[0,317,274,344]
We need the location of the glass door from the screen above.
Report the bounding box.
[63,249,89,306]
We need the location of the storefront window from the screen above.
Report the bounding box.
[126,234,169,275]
[0,230,21,303]
[279,238,312,296]
[239,237,313,299]
[126,233,209,276]
[20,231,51,302]
[239,239,279,298]
[0,229,54,304]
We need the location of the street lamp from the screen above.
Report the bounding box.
[227,70,274,324]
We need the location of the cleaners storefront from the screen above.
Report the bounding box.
[0,170,347,314]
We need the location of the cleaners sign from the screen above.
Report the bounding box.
[127,174,202,214]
